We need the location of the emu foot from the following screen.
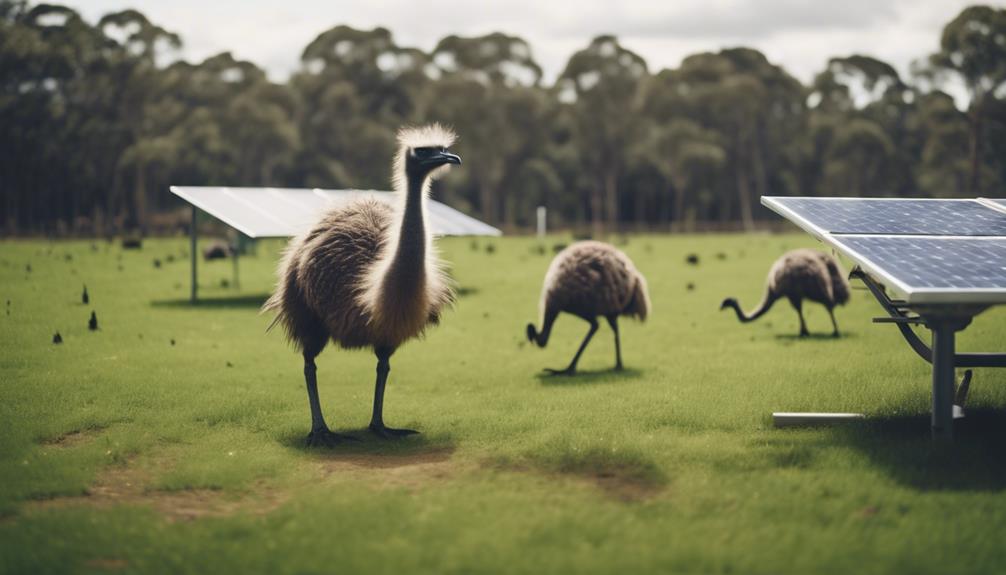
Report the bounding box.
[614,363,624,372]
[369,423,419,439]
[543,367,576,376]
[305,428,358,447]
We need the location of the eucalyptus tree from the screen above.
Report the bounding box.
[558,36,648,234]
[426,32,551,227]
[292,26,428,189]
[927,5,1006,194]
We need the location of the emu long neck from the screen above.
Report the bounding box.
[730,291,776,323]
[385,173,428,285]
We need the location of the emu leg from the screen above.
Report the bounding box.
[789,297,809,337]
[828,307,840,337]
[606,315,623,370]
[303,354,355,447]
[545,318,599,376]
[369,347,417,438]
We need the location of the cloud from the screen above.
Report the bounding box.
[67,0,984,88]
[561,0,899,40]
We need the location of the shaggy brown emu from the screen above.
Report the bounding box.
[263,125,460,445]
[526,241,650,375]
[720,249,850,337]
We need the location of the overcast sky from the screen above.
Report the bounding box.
[69,0,1001,86]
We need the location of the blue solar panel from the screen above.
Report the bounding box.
[832,236,1006,293]
[764,197,1006,236]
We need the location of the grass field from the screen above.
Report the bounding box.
[2,232,1006,574]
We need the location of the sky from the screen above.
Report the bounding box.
[69,0,1002,88]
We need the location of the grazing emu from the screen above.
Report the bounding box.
[720,249,849,337]
[263,125,460,445]
[526,241,650,375]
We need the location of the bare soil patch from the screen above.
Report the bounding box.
[315,447,460,490]
[24,456,287,522]
[41,427,107,448]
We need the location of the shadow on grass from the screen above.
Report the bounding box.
[456,286,479,298]
[279,428,457,465]
[151,293,270,309]
[827,408,1006,491]
[535,367,645,386]
[774,331,857,342]
[491,443,667,501]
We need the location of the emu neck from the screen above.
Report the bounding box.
[385,173,428,286]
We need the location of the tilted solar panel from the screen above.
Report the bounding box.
[763,197,1006,237]
[829,235,1006,304]
[170,186,502,238]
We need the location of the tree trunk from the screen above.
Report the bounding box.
[968,98,984,195]
[134,161,147,234]
[734,141,754,231]
[604,166,618,234]
[479,180,494,225]
[590,184,604,238]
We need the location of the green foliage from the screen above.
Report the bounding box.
[2,3,1006,235]
[2,235,1006,573]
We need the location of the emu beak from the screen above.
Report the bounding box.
[423,150,462,167]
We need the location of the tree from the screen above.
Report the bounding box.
[559,36,648,235]
[927,5,1006,194]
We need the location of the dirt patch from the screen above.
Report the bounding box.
[315,448,460,490]
[41,427,106,448]
[24,456,287,522]
[490,456,667,503]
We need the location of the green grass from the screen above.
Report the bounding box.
[2,233,1006,574]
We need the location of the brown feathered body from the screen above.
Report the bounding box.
[263,130,455,357]
[722,248,849,334]
[527,241,650,354]
[540,241,650,323]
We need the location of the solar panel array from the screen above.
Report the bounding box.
[765,197,1006,236]
[762,196,1006,305]
[171,186,502,238]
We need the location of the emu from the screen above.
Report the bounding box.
[263,125,460,446]
[526,241,650,375]
[720,249,849,337]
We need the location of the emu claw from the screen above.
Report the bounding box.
[369,424,419,439]
[305,428,358,447]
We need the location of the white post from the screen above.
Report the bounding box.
[536,206,547,238]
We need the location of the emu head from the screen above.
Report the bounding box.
[396,124,462,183]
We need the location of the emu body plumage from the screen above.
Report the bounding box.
[527,241,650,374]
[263,125,459,444]
[720,249,849,337]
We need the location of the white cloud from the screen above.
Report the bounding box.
[68,0,1001,93]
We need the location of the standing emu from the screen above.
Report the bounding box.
[526,241,650,375]
[263,125,460,445]
[720,249,849,337]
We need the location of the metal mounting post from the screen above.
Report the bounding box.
[929,319,957,442]
[190,205,198,303]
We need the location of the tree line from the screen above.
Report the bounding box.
[2,1,1005,235]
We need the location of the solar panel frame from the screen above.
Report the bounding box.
[170,186,502,238]
[761,196,1006,306]
[762,196,1006,237]
[826,235,1006,305]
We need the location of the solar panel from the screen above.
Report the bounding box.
[171,186,502,238]
[981,198,1006,213]
[829,236,1006,304]
[763,197,1006,237]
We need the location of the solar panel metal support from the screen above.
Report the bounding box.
[929,317,967,442]
[190,205,198,303]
